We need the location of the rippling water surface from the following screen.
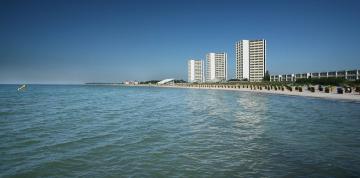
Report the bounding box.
[0,85,360,177]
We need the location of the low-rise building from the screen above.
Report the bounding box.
[124,81,139,85]
[270,69,359,82]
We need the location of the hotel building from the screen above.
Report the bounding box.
[270,69,360,82]
[206,52,228,82]
[188,59,204,83]
[236,39,266,82]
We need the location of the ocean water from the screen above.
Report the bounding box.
[0,84,360,177]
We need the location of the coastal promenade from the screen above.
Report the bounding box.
[120,84,360,101]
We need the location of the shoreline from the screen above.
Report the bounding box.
[119,84,360,102]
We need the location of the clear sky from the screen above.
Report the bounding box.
[0,0,359,84]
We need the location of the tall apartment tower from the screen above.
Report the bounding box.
[206,52,227,82]
[236,39,266,82]
[188,59,204,83]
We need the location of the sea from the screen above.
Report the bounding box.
[0,84,359,177]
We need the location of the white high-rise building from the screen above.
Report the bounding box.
[236,39,266,82]
[188,59,204,83]
[206,52,227,82]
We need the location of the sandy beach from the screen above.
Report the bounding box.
[123,84,360,102]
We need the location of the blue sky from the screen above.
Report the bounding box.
[0,0,359,84]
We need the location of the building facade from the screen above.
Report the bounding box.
[236,39,266,82]
[188,59,204,83]
[270,69,360,82]
[206,52,227,82]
